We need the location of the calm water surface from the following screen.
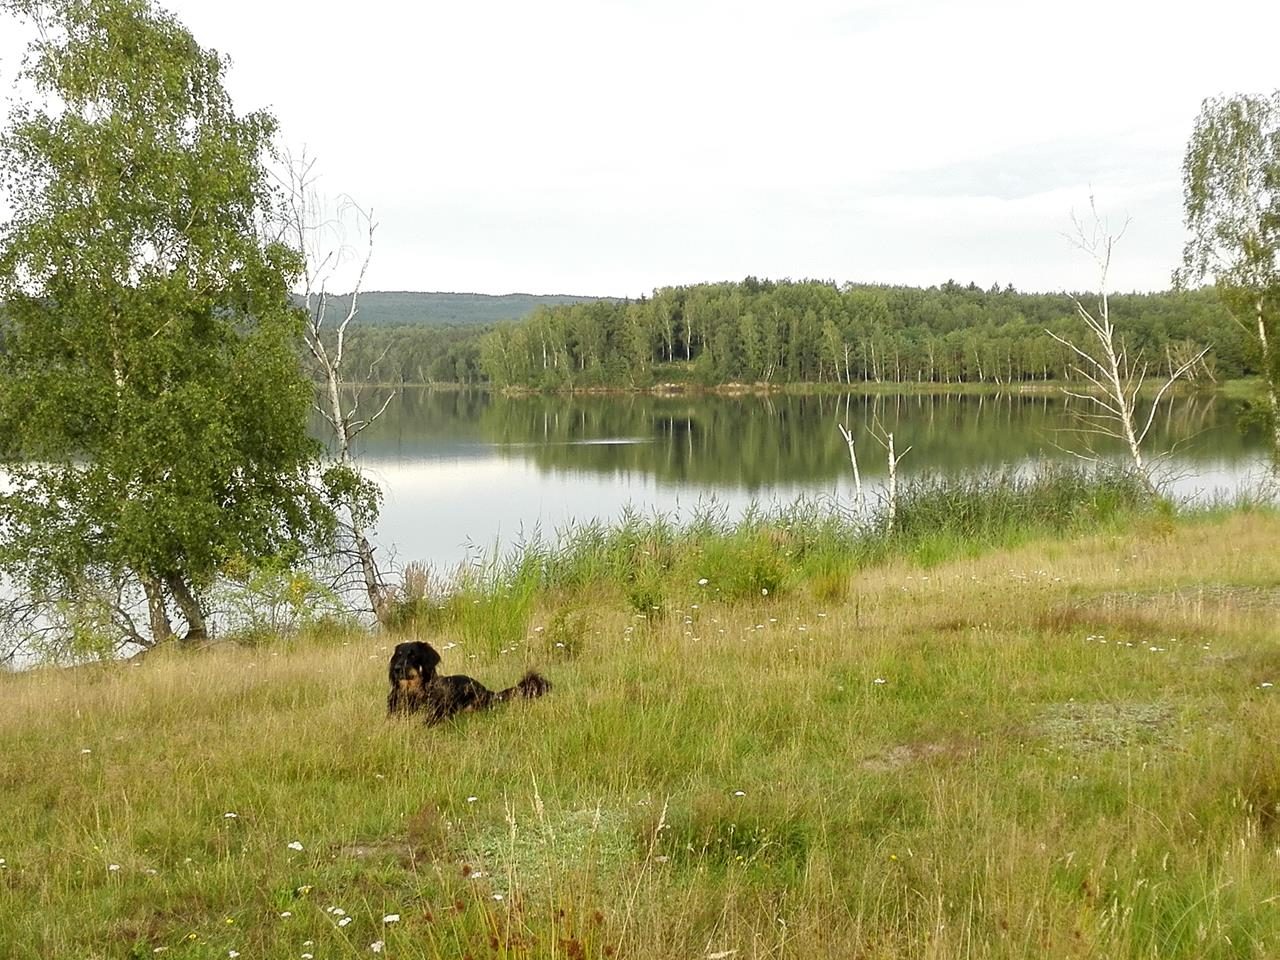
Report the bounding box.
[343,389,1272,572]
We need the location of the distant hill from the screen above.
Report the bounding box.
[305,291,615,327]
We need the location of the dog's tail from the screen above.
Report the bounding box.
[496,670,552,702]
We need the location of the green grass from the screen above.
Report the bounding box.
[3,504,1280,958]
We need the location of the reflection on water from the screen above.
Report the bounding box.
[339,389,1272,570]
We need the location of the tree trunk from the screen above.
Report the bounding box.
[322,369,389,622]
[142,576,174,644]
[165,573,207,642]
[1257,297,1280,450]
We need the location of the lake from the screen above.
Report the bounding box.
[344,388,1273,572]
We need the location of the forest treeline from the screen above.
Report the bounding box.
[335,279,1249,389]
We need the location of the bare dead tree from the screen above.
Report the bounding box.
[836,422,864,507]
[1048,198,1209,493]
[867,417,911,535]
[277,151,394,624]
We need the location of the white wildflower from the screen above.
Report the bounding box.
[873,678,887,685]
[370,941,385,954]
[287,841,304,851]
[108,864,121,872]
[339,915,354,927]
[382,914,400,923]
[698,578,709,586]
[223,812,238,819]
[279,911,293,918]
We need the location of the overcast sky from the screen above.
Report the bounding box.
[3,0,1279,297]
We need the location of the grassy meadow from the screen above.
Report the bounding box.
[2,500,1280,958]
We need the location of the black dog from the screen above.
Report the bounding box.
[386,640,552,725]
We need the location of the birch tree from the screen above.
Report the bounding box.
[1177,92,1280,451]
[0,0,334,657]
[278,152,393,624]
[1050,201,1208,491]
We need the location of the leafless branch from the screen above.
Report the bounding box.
[1048,197,1210,493]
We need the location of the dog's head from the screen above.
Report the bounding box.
[388,641,441,692]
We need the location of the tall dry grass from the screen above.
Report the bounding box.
[1,510,1279,958]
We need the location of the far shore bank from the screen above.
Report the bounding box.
[335,378,1263,399]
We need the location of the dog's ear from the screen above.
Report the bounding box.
[411,641,442,675]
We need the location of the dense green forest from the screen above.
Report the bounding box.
[336,279,1249,389]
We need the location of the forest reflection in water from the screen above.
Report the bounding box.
[338,388,1271,570]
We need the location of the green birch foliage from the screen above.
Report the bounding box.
[1178,92,1280,430]
[0,0,334,646]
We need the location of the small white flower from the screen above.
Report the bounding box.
[302,955,314,960]
[1262,682,1274,689]
[229,952,240,959]
[382,914,400,923]
[492,893,504,901]
[466,796,478,803]
[108,864,121,872]
[873,678,887,685]
[279,911,293,918]
[327,906,346,916]
[370,942,385,954]
[287,841,304,851]
[303,942,314,948]
[761,588,769,596]
[698,578,709,586]
[339,915,354,927]
[223,812,238,819]
[732,790,746,797]
[80,748,92,755]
